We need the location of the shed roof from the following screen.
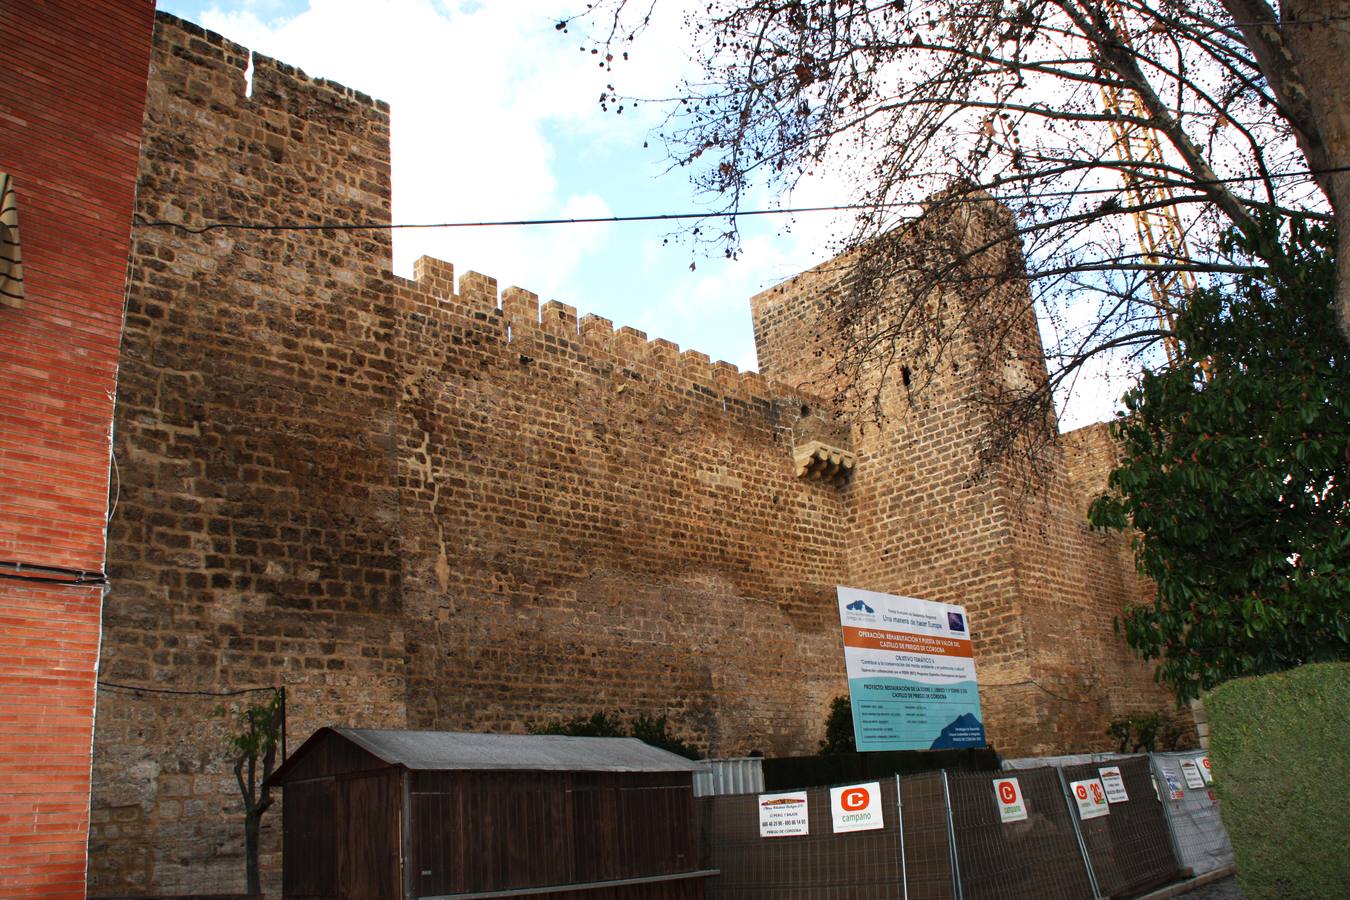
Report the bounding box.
[272,726,705,783]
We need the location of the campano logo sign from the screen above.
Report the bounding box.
[830,781,884,833]
[993,777,1027,823]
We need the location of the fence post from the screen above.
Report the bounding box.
[1056,766,1103,899]
[941,770,964,900]
[895,774,908,900]
[1149,753,1189,872]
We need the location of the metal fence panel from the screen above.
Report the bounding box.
[1062,757,1180,897]
[699,755,1217,899]
[1150,751,1233,876]
[699,779,905,899]
[694,758,765,797]
[1002,753,1138,771]
[899,772,957,900]
[947,767,1094,900]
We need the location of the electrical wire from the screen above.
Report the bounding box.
[131,164,1349,235]
[96,681,279,697]
[0,560,108,586]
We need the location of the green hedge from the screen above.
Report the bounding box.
[1206,662,1350,899]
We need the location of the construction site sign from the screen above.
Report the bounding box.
[1181,759,1206,789]
[1099,766,1130,803]
[758,791,810,837]
[830,782,885,833]
[1070,779,1111,820]
[837,586,985,751]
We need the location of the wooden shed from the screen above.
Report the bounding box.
[267,727,714,900]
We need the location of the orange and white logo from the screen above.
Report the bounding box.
[1070,778,1110,820]
[841,787,870,811]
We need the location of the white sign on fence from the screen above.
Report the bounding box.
[1196,755,1213,784]
[1181,759,1207,789]
[1070,778,1110,819]
[993,777,1028,823]
[1098,766,1130,803]
[830,781,885,833]
[758,791,810,837]
[1160,766,1185,800]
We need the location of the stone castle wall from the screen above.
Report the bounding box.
[90,13,1179,896]
[749,206,1171,758]
[90,16,406,894]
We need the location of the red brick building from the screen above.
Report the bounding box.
[0,1,156,895]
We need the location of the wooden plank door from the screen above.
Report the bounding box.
[338,770,403,900]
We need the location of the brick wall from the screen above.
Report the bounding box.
[0,2,154,897]
[90,12,1182,895]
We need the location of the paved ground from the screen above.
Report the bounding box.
[1175,875,1244,899]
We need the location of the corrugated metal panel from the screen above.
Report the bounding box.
[1001,752,1140,771]
[692,758,763,797]
[1150,751,1233,875]
[324,728,705,773]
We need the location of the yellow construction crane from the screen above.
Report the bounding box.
[1097,1,1194,367]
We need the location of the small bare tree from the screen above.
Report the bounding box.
[214,691,282,896]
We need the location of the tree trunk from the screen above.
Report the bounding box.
[1282,0,1350,344]
[244,810,262,897]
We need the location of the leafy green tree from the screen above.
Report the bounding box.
[530,710,702,759]
[213,691,283,896]
[1090,219,1350,702]
[629,713,702,760]
[818,696,857,755]
[1106,710,1188,752]
[529,710,627,738]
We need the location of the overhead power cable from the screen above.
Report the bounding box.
[131,165,1347,235]
[0,559,108,586]
[96,681,279,697]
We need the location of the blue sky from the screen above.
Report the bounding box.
[153,0,853,376]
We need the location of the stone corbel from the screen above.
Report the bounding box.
[793,440,856,487]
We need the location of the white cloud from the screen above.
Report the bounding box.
[197,0,682,300]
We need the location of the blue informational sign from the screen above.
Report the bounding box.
[837,586,986,750]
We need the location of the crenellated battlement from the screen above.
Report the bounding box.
[152,12,390,114]
[400,254,832,422]
[137,13,392,241]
